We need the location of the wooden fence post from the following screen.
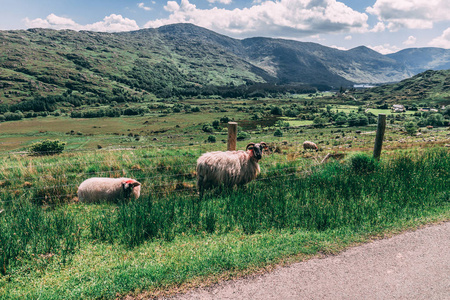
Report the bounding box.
[227,122,237,151]
[373,114,387,160]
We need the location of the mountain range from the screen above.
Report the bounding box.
[1,23,449,105]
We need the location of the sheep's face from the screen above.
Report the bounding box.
[122,180,141,199]
[246,142,268,161]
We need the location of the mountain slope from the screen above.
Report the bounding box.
[350,69,450,106]
[387,48,450,74]
[1,23,450,108]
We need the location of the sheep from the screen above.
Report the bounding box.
[303,141,318,151]
[196,142,267,199]
[77,177,141,203]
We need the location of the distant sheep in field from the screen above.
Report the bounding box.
[303,141,318,151]
[196,142,268,199]
[77,177,141,203]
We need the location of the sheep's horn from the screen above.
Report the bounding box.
[260,142,268,149]
[246,143,255,150]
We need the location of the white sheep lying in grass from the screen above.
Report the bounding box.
[196,142,267,198]
[77,177,141,203]
[303,141,318,151]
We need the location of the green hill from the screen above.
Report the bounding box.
[1,23,450,113]
[350,69,450,106]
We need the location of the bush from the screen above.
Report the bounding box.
[237,131,250,140]
[404,121,418,135]
[275,120,290,128]
[29,139,66,156]
[207,135,216,143]
[220,116,230,123]
[202,124,214,133]
[335,115,347,126]
[270,106,283,115]
[348,152,377,174]
[212,120,220,129]
[274,128,283,137]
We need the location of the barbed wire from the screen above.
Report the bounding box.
[0,164,305,195]
[0,165,318,205]
[0,134,326,206]
[0,139,307,172]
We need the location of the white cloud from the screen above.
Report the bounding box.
[145,0,369,38]
[208,0,233,4]
[367,43,400,54]
[24,13,78,30]
[367,0,450,31]
[370,22,385,33]
[429,27,450,48]
[85,14,140,32]
[403,35,416,46]
[138,2,152,11]
[330,45,348,51]
[24,14,139,32]
[345,35,352,40]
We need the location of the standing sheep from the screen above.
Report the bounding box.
[303,141,318,151]
[196,142,268,199]
[77,177,141,203]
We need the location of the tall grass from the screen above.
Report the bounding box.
[0,200,81,275]
[0,147,449,299]
[90,148,450,247]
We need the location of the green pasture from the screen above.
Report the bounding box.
[0,147,449,299]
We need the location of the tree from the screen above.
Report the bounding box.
[313,116,327,127]
[404,121,418,136]
[335,115,347,126]
[426,113,445,127]
[270,106,283,116]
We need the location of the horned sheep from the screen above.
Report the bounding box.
[303,141,318,151]
[196,142,267,198]
[77,177,141,203]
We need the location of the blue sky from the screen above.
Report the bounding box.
[1,0,450,54]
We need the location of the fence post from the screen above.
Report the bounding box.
[227,122,237,151]
[373,114,387,160]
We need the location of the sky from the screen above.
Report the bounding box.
[1,0,450,54]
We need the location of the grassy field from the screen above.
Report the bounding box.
[0,95,449,299]
[0,139,449,299]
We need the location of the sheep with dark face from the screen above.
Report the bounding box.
[77,177,141,203]
[196,142,267,199]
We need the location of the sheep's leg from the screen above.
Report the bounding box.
[197,175,204,201]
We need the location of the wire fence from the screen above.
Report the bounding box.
[0,140,321,206]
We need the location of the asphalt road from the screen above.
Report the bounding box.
[167,222,450,300]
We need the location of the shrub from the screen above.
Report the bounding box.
[275,120,290,128]
[202,124,214,133]
[335,115,347,126]
[29,139,66,156]
[404,121,418,136]
[270,106,283,115]
[348,152,377,174]
[237,131,250,140]
[274,128,283,137]
[220,116,230,123]
[207,135,216,143]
